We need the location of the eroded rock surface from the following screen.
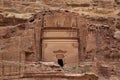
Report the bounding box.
[114,31,120,40]
[0,9,120,80]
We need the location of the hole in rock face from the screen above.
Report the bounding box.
[58,59,64,67]
[29,17,35,22]
[29,19,34,22]
[25,51,33,62]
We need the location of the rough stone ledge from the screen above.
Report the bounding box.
[23,73,98,79]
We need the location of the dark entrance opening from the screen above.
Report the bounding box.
[25,51,33,62]
[58,59,64,67]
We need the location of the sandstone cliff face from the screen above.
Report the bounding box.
[0,0,120,80]
[0,0,120,29]
[0,10,120,80]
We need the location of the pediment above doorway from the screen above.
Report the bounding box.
[53,49,67,54]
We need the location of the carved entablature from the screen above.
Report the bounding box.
[43,11,78,28]
[43,29,78,39]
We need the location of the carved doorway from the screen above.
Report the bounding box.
[56,53,64,67]
[58,59,64,67]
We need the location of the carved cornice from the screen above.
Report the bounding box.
[43,27,78,30]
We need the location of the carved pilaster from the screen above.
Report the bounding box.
[34,16,43,61]
[77,16,88,61]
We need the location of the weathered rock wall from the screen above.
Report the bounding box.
[0,10,120,80]
[0,23,40,62]
[0,0,119,27]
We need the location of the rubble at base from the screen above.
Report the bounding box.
[22,62,98,80]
